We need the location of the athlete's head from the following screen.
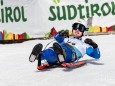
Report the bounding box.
[72,22,86,38]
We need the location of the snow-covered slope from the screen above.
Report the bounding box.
[0,35,115,86]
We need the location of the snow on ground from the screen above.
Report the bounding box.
[0,35,115,86]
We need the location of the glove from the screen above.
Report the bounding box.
[58,30,69,38]
[84,38,98,48]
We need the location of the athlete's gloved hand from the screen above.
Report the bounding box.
[58,30,69,38]
[84,38,98,48]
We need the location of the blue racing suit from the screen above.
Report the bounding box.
[40,33,100,63]
[54,33,101,62]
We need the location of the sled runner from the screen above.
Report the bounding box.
[29,43,43,62]
[37,61,86,70]
[61,61,86,68]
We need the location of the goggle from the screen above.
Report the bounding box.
[73,24,85,32]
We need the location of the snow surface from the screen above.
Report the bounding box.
[0,35,115,86]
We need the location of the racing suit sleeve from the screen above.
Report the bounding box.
[86,45,100,59]
[54,33,65,43]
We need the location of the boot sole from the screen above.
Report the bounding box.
[29,43,43,62]
[53,43,65,63]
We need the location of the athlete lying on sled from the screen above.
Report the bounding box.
[29,22,101,70]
